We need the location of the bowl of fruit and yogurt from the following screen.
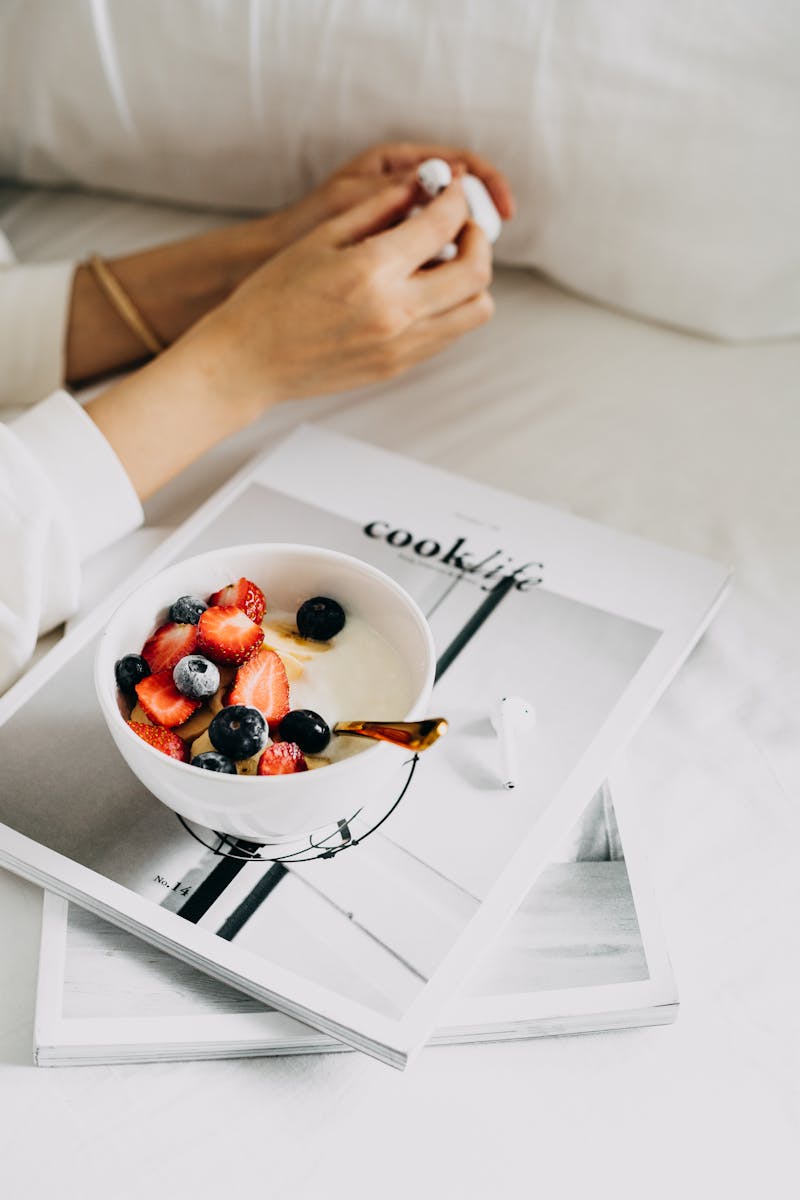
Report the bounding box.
[95,544,435,841]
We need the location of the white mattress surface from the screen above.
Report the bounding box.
[1,185,798,1198]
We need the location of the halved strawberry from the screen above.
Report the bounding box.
[127,721,188,761]
[141,622,198,674]
[135,670,201,727]
[227,645,290,727]
[197,605,264,665]
[208,578,266,624]
[257,742,307,775]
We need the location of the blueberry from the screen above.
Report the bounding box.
[209,705,267,760]
[191,751,237,774]
[114,653,150,695]
[278,709,331,754]
[173,654,220,699]
[168,595,207,625]
[296,596,346,641]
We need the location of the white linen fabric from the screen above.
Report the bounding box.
[0,228,73,408]
[0,391,143,693]
[1,0,798,340]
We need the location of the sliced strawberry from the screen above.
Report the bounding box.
[257,742,307,775]
[227,645,290,727]
[141,621,198,674]
[127,721,188,761]
[208,578,267,624]
[197,605,264,665]
[135,670,201,727]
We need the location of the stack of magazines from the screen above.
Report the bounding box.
[0,427,730,1069]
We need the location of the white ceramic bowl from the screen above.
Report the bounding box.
[95,543,435,841]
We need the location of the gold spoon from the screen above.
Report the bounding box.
[333,717,448,752]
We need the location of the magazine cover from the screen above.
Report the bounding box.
[0,427,730,1068]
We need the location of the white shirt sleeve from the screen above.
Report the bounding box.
[0,228,75,410]
[0,390,143,693]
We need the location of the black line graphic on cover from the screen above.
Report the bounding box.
[177,840,263,922]
[217,862,289,940]
[434,573,516,682]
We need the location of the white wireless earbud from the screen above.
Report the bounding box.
[417,157,452,197]
[491,696,536,790]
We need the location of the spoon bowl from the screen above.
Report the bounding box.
[333,717,448,752]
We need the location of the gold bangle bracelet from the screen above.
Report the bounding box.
[86,254,166,356]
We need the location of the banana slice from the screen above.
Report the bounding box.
[234,752,262,776]
[207,666,236,714]
[267,648,306,682]
[190,730,214,758]
[130,702,152,725]
[174,705,213,740]
[261,616,331,681]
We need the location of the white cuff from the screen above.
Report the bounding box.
[0,260,76,408]
[11,390,143,562]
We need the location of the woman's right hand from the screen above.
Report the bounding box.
[186,176,494,417]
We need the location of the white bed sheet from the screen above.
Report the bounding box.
[0,184,798,1198]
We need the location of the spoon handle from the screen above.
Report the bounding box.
[333,717,448,752]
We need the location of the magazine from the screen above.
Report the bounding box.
[35,775,678,1065]
[0,426,730,1068]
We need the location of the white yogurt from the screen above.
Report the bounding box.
[261,611,415,763]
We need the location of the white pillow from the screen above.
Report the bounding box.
[1,0,798,340]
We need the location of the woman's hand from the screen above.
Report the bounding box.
[86,177,494,501]
[193,176,494,410]
[274,140,515,246]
